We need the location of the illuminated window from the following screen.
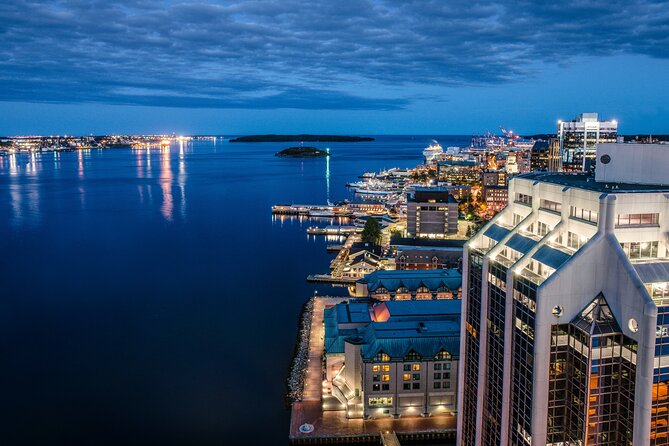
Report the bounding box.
[382,374,390,382]
[372,365,380,372]
[375,352,390,362]
[382,365,390,372]
[412,364,421,371]
[435,350,452,360]
[403,373,411,381]
[368,397,393,407]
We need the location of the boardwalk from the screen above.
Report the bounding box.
[289,296,457,444]
[303,296,348,402]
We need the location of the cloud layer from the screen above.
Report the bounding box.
[0,0,667,110]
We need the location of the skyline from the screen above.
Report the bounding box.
[1,1,668,135]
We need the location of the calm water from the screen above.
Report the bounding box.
[0,135,469,446]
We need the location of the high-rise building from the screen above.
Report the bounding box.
[407,187,459,238]
[558,112,617,172]
[530,138,562,172]
[458,143,669,446]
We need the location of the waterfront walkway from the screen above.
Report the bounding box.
[303,296,348,402]
[289,296,457,444]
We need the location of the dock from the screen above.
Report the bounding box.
[307,226,359,236]
[288,297,457,444]
[306,274,357,285]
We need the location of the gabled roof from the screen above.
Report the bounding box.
[571,294,622,336]
[360,269,462,293]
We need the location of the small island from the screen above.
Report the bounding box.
[230,134,374,143]
[275,147,329,158]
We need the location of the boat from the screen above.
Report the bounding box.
[423,140,443,163]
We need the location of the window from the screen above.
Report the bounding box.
[403,383,411,390]
[373,375,380,382]
[382,384,390,391]
[405,350,421,361]
[444,363,451,370]
[374,352,390,362]
[434,363,442,371]
[368,397,393,407]
[412,373,420,381]
[540,199,561,213]
[434,373,442,379]
[434,382,441,389]
[515,193,532,206]
[616,213,659,227]
[435,350,451,360]
[372,365,380,372]
[403,373,411,381]
[412,364,421,371]
[570,206,598,224]
[382,374,390,382]
[403,364,411,372]
[444,381,451,389]
[382,365,390,372]
[567,231,587,250]
[373,384,380,391]
[412,383,420,390]
[621,241,659,259]
[537,221,549,236]
[444,372,451,379]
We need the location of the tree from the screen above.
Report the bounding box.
[361,218,382,244]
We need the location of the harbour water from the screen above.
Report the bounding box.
[0,135,469,446]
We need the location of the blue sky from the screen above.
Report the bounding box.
[1,0,668,135]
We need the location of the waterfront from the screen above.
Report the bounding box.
[0,136,468,446]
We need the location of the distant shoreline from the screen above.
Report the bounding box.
[229,134,374,143]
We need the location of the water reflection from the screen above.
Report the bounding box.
[77,149,84,178]
[178,140,186,218]
[326,148,330,203]
[160,146,173,221]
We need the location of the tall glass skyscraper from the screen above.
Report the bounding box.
[558,113,617,172]
[458,143,669,445]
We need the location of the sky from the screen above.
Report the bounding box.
[1,0,668,135]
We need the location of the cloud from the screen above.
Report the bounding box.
[0,0,667,110]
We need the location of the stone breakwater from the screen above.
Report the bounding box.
[287,297,315,402]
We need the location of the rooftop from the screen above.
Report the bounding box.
[516,172,669,193]
[358,269,463,292]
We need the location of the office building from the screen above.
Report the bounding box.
[558,113,617,172]
[482,185,508,215]
[324,300,460,419]
[482,170,508,187]
[458,143,669,446]
[407,187,459,238]
[437,159,481,185]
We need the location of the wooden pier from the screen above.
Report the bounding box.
[306,274,357,285]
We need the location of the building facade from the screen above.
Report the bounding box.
[458,143,669,446]
[395,247,462,270]
[558,113,617,172]
[482,185,508,215]
[437,160,481,185]
[324,300,460,419]
[407,188,459,238]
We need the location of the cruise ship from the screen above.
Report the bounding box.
[422,140,443,163]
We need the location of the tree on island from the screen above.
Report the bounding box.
[361,218,382,245]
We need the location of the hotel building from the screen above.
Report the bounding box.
[458,143,669,445]
[558,113,617,172]
[407,188,459,238]
[354,269,462,300]
[324,300,460,419]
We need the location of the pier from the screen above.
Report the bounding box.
[306,274,357,285]
[307,226,359,236]
[289,296,457,444]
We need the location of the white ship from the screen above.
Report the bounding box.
[423,140,443,163]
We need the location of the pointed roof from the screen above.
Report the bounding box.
[571,293,622,336]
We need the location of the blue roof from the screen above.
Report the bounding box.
[324,300,461,359]
[359,269,462,293]
[506,234,537,254]
[633,262,669,284]
[532,245,572,270]
[483,224,511,242]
